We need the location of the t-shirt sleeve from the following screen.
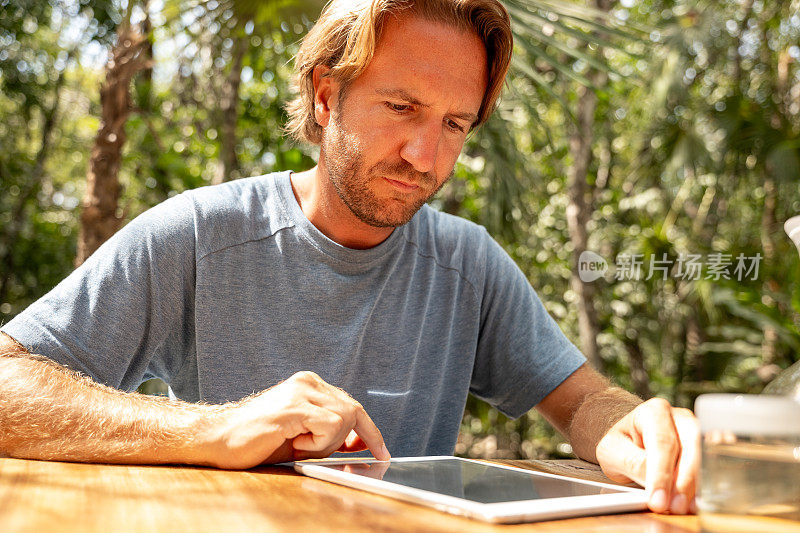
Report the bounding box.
[470,230,586,418]
[0,193,197,391]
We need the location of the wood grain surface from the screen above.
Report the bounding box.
[0,457,699,532]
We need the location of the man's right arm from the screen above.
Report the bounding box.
[0,332,390,468]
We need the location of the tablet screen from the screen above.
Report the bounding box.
[317,458,625,503]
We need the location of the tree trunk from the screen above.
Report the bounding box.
[625,337,652,400]
[76,24,150,266]
[760,176,778,373]
[566,83,601,369]
[213,36,247,185]
[672,308,702,404]
[685,311,703,381]
[135,2,172,201]
[565,0,610,370]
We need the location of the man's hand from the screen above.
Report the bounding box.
[536,364,700,515]
[204,371,391,469]
[1,333,389,469]
[595,399,700,515]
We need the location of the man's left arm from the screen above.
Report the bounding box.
[535,363,700,515]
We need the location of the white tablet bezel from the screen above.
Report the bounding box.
[294,456,648,523]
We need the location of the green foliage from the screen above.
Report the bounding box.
[0,0,114,317]
[446,0,800,458]
[2,0,800,460]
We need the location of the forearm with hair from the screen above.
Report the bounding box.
[567,386,642,463]
[0,336,221,465]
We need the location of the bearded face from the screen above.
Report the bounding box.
[320,94,451,228]
[314,15,487,230]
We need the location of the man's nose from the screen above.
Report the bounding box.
[399,120,442,174]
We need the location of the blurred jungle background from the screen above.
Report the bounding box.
[1,0,799,459]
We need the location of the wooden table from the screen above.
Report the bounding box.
[0,457,699,532]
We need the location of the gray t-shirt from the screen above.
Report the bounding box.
[2,171,585,456]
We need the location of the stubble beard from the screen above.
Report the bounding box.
[321,106,451,228]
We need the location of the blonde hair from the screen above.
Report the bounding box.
[285,0,512,145]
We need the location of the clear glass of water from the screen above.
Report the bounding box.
[695,394,800,533]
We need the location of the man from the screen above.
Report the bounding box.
[0,0,698,515]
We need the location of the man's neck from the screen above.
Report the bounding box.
[289,166,394,250]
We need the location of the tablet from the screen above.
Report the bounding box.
[294,456,648,523]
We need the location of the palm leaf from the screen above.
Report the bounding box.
[512,0,652,35]
[513,29,595,88]
[507,0,651,122]
[506,1,646,63]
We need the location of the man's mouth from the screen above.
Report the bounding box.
[383,177,420,191]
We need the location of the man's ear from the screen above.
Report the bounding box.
[312,65,338,129]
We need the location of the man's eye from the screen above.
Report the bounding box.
[386,102,411,113]
[446,119,465,133]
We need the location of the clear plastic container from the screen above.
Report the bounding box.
[695,394,800,533]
